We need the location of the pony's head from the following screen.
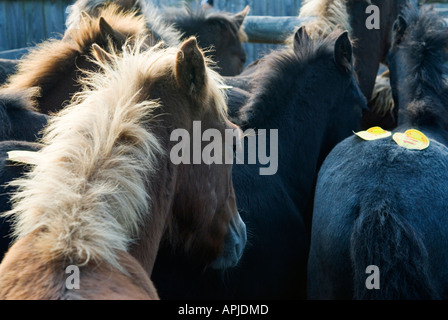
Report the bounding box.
[158,37,246,268]
[162,6,249,76]
[375,0,412,64]
[386,4,448,129]
[240,26,366,139]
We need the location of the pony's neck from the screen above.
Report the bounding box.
[242,69,336,212]
[395,53,448,135]
[129,129,178,276]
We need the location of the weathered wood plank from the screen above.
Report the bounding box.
[0,2,8,51]
[43,0,68,40]
[5,1,26,50]
[23,1,46,46]
[0,47,31,59]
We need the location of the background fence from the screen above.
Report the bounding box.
[0,0,303,63]
[0,1,446,63]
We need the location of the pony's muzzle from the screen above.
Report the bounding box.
[210,212,247,270]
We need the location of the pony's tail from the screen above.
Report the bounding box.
[351,200,439,299]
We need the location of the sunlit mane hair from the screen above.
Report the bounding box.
[285,0,359,45]
[2,36,228,271]
[66,0,182,48]
[140,1,183,47]
[369,70,394,118]
[298,0,352,38]
[2,4,147,98]
[65,0,145,29]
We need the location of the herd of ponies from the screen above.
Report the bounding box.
[0,0,447,300]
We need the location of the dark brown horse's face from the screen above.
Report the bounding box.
[158,37,246,269]
[205,22,247,76]
[375,0,409,63]
[212,23,247,76]
[197,8,249,76]
[347,0,408,101]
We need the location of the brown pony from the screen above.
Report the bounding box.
[0,37,246,299]
[2,4,151,115]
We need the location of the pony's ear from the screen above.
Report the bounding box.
[233,6,250,29]
[92,43,114,64]
[392,15,407,46]
[334,31,353,72]
[293,26,309,53]
[175,37,207,96]
[99,17,127,47]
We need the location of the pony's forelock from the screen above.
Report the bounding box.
[284,0,357,45]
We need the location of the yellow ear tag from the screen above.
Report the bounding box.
[393,129,430,150]
[354,126,392,141]
[7,150,40,165]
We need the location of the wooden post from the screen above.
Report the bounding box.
[243,16,311,44]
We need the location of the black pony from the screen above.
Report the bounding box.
[151,26,367,299]
[307,5,448,299]
[0,141,42,261]
[0,90,47,142]
[0,90,46,260]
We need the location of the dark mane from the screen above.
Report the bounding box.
[394,5,448,128]
[239,30,345,129]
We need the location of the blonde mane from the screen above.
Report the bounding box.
[2,5,147,97]
[2,37,228,271]
[369,70,395,117]
[298,0,353,39]
[285,0,363,45]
